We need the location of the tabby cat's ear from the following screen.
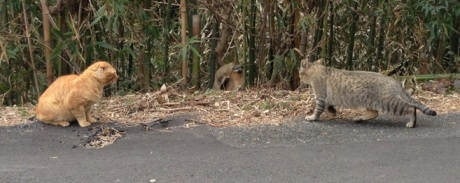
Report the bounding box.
[315,58,324,65]
[300,59,308,68]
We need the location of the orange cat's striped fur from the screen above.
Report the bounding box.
[36,61,118,127]
[299,58,436,128]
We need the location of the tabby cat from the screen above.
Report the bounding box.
[299,58,436,128]
[35,61,118,127]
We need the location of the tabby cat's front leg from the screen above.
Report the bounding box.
[305,98,326,121]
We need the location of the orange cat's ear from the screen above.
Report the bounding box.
[99,65,107,71]
[95,64,106,78]
[89,64,99,71]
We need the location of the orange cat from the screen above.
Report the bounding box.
[35,61,118,127]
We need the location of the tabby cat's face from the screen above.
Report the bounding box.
[299,58,324,83]
[299,59,313,82]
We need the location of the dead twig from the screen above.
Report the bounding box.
[153,107,192,112]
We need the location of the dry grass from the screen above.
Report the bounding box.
[1,85,460,127]
[84,126,126,149]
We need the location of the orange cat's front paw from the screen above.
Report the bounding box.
[41,120,70,127]
[87,117,97,123]
[59,122,70,127]
[78,121,91,127]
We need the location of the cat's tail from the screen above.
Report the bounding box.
[407,99,437,116]
[416,105,437,116]
[401,93,437,116]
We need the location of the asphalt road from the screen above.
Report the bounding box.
[1,113,459,183]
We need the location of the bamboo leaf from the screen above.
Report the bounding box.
[189,46,202,58]
[50,42,65,60]
[6,47,20,59]
[96,42,118,51]
[51,28,65,39]
[95,46,110,61]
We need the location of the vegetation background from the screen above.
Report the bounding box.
[1,0,459,106]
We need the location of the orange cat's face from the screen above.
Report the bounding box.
[84,61,118,85]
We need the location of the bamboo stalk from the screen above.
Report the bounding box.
[327,1,334,66]
[247,0,256,86]
[208,19,218,89]
[39,0,58,28]
[2,0,8,27]
[40,0,53,85]
[346,1,358,70]
[163,0,173,77]
[191,15,200,89]
[366,0,378,70]
[376,0,387,67]
[22,0,41,98]
[180,0,188,87]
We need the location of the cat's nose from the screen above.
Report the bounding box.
[113,74,119,82]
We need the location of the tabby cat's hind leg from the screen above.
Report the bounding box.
[406,107,417,128]
[326,105,337,116]
[353,109,378,122]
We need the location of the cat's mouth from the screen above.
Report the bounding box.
[110,75,119,84]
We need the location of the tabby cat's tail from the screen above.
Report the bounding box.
[402,93,437,116]
[410,102,437,116]
[419,106,437,116]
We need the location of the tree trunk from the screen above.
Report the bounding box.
[40,0,53,85]
[2,0,8,27]
[299,32,308,57]
[346,1,358,70]
[180,0,188,87]
[138,2,149,92]
[376,0,387,68]
[309,0,326,62]
[215,8,232,67]
[435,35,446,73]
[187,0,196,78]
[22,0,41,98]
[242,0,248,84]
[257,0,270,82]
[450,18,459,72]
[117,15,124,81]
[163,0,173,77]
[209,19,218,89]
[138,46,147,92]
[367,0,378,70]
[266,0,276,81]
[191,15,201,89]
[327,1,334,66]
[247,0,256,86]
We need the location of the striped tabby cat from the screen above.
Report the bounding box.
[299,58,436,128]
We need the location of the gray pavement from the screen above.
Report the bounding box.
[1,113,459,183]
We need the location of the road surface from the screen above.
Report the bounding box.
[1,113,459,183]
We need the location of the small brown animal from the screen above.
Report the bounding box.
[299,58,436,128]
[35,61,118,127]
[213,62,244,91]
